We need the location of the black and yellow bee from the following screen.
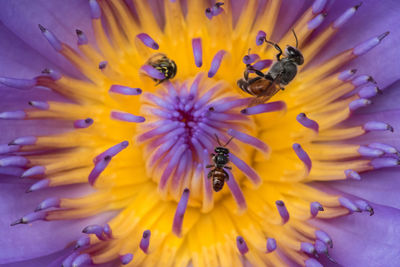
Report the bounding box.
[146,53,177,85]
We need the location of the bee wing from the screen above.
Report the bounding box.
[146,53,167,66]
[223,169,229,181]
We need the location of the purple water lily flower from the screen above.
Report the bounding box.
[1,0,400,266]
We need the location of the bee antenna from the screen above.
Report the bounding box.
[291,28,299,48]
[263,37,275,47]
[214,134,222,146]
[247,48,251,55]
[223,136,234,147]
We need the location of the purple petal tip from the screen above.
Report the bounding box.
[22,166,45,178]
[371,158,399,169]
[75,236,90,250]
[9,136,37,146]
[353,32,390,56]
[38,24,62,52]
[111,111,145,123]
[120,253,133,265]
[89,0,101,19]
[109,85,142,95]
[137,33,159,50]
[349,98,371,111]
[35,197,60,211]
[305,258,323,267]
[312,0,327,14]
[27,179,50,193]
[88,156,112,186]
[74,118,94,129]
[301,242,316,254]
[76,29,88,45]
[315,230,333,248]
[256,31,266,46]
[208,50,226,78]
[308,13,326,30]
[0,77,36,90]
[339,197,361,212]
[140,230,151,253]
[192,38,203,67]
[236,236,249,254]
[363,121,393,132]
[241,101,286,115]
[266,238,277,252]
[29,101,49,110]
[292,143,312,173]
[296,113,319,132]
[275,200,289,224]
[338,69,357,81]
[0,110,26,120]
[344,169,361,180]
[11,211,47,226]
[72,253,92,267]
[172,188,190,237]
[310,201,324,217]
[99,61,108,70]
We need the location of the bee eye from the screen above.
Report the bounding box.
[286,46,296,56]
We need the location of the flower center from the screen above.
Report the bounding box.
[137,73,256,208]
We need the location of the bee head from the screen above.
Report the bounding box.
[285,46,304,65]
[215,147,229,155]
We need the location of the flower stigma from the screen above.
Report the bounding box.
[1,0,396,266]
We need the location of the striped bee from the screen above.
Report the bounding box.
[146,53,177,85]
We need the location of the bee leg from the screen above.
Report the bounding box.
[155,79,164,86]
[207,171,213,179]
[206,164,214,168]
[264,39,282,61]
[224,166,232,170]
[264,73,274,81]
[243,65,252,80]
[274,76,284,90]
[251,69,266,79]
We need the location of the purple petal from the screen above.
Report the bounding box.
[315,0,400,89]
[312,204,400,266]
[0,0,94,76]
[0,181,114,263]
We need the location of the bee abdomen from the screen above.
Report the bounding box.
[211,169,228,192]
[213,178,224,192]
[237,79,254,95]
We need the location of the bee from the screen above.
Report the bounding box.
[206,135,234,192]
[237,29,304,106]
[146,53,177,84]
